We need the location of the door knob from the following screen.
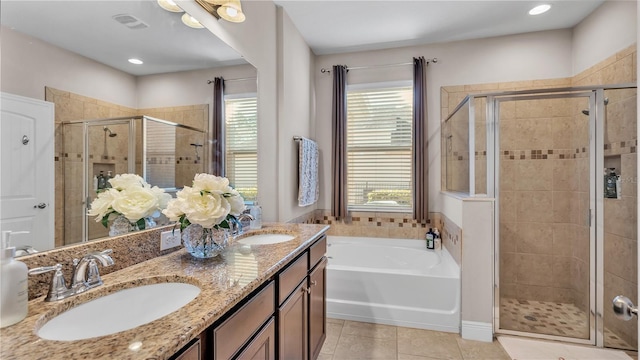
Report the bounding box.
[34,203,47,209]
[612,295,638,321]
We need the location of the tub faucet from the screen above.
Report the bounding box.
[232,213,255,237]
[71,249,114,294]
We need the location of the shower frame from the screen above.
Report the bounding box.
[443,83,637,348]
[61,115,206,243]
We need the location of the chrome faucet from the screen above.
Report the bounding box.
[28,249,114,302]
[71,249,114,293]
[232,213,255,237]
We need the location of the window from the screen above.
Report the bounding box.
[346,83,413,211]
[225,95,257,202]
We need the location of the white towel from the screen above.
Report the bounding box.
[297,137,319,207]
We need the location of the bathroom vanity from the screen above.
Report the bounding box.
[0,223,329,360]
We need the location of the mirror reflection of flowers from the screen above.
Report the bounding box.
[88,174,171,229]
[162,173,246,231]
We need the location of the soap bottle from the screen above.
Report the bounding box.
[93,175,98,192]
[0,231,29,328]
[105,171,113,188]
[249,202,262,230]
[604,168,617,198]
[426,228,435,250]
[97,171,106,190]
[434,228,441,250]
[616,175,622,199]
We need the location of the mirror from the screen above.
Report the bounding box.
[0,0,257,251]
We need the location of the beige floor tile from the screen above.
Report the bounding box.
[397,327,462,360]
[456,338,511,360]
[333,334,397,360]
[318,353,334,360]
[342,320,397,340]
[321,322,344,355]
[398,354,435,360]
[327,317,346,325]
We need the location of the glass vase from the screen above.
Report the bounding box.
[182,224,229,259]
[109,215,140,236]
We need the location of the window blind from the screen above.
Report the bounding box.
[225,96,258,201]
[346,86,413,211]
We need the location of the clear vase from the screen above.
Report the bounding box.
[109,215,139,236]
[182,224,229,259]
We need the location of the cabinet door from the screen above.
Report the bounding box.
[308,257,327,360]
[173,338,201,360]
[236,317,275,360]
[278,281,308,360]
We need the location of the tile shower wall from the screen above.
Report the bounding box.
[601,87,637,348]
[441,43,636,346]
[47,87,209,247]
[45,87,137,247]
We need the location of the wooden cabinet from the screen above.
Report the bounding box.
[236,317,276,360]
[278,236,327,360]
[213,281,275,360]
[170,235,327,360]
[171,333,206,360]
[308,257,327,360]
[278,280,308,360]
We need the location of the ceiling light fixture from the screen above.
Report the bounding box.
[157,0,183,13]
[195,0,246,23]
[181,13,205,28]
[128,58,144,65]
[529,4,551,15]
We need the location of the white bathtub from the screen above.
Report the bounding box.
[326,236,461,333]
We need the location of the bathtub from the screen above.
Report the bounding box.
[326,236,460,333]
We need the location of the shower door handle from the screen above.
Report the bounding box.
[612,295,638,321]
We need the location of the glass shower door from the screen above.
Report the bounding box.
[601,87,637,351]
[496,93,594,343]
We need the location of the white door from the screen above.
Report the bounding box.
[0,92,54,252]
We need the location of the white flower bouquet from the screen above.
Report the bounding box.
[162,173,246,231]
[88,173,171,229]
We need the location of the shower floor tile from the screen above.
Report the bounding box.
[500,297,635,350]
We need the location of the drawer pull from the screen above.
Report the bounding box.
[310,280,317,287]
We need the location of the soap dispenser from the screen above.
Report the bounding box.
[0,231,29,328]
[249,202,262,230]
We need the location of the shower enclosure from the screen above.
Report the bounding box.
[443,84,637,350]
[61,116,207,244]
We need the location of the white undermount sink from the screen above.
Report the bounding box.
[37,282,200,341]
[236,233,295,245]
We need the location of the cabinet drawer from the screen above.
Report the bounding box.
[278,252,308,304]
[309,236,326,269]
[214,281,275,360]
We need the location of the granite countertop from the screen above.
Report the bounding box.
[0,223,329,360]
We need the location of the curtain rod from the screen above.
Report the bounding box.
[206,77,257,84]
[320,58,437,74]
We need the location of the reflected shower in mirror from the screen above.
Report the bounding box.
[1,0,257,251]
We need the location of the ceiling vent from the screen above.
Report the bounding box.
[112,14,149,30]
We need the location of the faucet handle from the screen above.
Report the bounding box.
[28,264,72,302]
[85,259,105,287]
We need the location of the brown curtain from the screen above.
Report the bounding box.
[211,77,225,176]
[331,65,348,219]
[412,57,429,223]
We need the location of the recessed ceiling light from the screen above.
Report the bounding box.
[529,4,551,15]
[181,13,204,28]
[128,58,144,65]
[157,0,183,13]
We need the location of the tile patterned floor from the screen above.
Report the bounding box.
[500,297,636,350]
[319,318,511,360]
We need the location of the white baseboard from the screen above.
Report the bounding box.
[461,321,493,342]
